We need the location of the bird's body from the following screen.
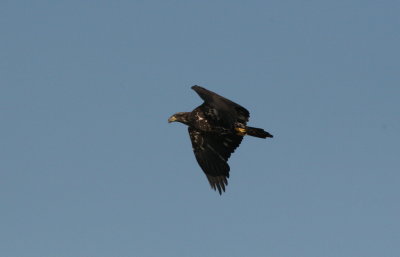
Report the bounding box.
[168,86,273,194]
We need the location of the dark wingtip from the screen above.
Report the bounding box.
[207,175,228,195]
[217,185,222,195]
[191,85,203,92]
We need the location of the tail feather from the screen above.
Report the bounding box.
[246,127,273,139]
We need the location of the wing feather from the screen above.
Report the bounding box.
[191,85,250,126]
[188,127,243,194]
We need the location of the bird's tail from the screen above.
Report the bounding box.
[246,126,273,139]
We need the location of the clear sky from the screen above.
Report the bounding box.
[1,1,399,257]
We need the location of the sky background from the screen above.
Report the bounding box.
[1,1,399,257]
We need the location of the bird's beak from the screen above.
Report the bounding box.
[168,116,177,123]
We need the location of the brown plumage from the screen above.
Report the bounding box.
[168,86,273,194]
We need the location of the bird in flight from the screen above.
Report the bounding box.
[168,86,273,194]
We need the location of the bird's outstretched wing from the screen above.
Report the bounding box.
[191,85,250,126]
[188,127,243,194]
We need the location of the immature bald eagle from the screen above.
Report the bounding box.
[168,86,273,194]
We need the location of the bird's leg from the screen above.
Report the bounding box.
[235,127,247,136]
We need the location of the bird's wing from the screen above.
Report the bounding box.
[188,127,243,194]
[191,85,250,126]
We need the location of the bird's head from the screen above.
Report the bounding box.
[168,112,190,125]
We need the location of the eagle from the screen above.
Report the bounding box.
[168,86,273,194]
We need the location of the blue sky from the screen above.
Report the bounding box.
[1,1,399,256]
